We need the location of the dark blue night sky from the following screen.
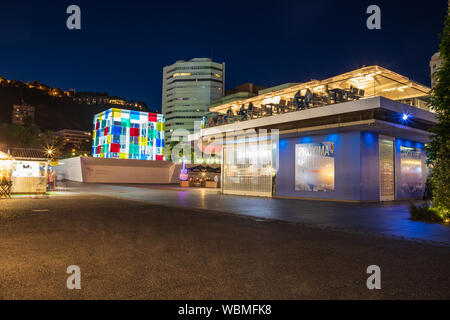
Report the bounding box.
[0,0,447,111]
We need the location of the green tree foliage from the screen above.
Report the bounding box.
[427,13,450,215]
[0,122,41,148]
[0,122,62,152]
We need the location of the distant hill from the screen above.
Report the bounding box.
[0,78,151,132]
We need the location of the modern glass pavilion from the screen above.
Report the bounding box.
[203,66,431,127]
[192,66,436,202]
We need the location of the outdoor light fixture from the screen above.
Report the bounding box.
[402,113,409,121]
[45,146,56,158]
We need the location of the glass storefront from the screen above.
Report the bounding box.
[222,141,273,197]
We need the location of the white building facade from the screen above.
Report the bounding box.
[430,52,444,88]
[162,58,225,142]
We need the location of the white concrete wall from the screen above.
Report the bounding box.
[55,157,83,182]
[55,157,182,184]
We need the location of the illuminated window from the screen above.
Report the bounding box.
[173,73,191,77]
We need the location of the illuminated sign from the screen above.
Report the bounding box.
[12,161,47,178]
[295,142,335,192]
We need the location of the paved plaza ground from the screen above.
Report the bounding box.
[63,182,450,246]
[0,194,449,299]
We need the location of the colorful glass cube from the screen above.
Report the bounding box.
[92,108,165,160]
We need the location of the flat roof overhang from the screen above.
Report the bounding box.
[275,119,433,144]
[190,96,437,144]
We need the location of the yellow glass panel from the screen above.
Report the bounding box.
[112,108,122,118]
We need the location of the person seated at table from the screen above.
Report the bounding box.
[305,89,313,108]
[238,104,247,121]
[224,107,234,123]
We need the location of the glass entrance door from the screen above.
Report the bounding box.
[379,138,395,201]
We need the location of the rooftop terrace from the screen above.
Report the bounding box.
[203,66,432,128]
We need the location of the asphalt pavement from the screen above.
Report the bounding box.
[0,195,449,299]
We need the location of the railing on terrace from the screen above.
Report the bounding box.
[203,90,429,128]
[202,66,432,128]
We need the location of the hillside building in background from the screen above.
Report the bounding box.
[12,104,35,125]
[161,58,225,141]
[92,108,165,160]
[56,129,91,146]
[74,93,146,111]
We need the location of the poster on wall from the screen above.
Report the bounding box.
[12,161,42,178]
[400,146,423,193]
[295,142,335,192]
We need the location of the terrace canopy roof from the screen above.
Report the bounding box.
[209,66,431,114]
[0,151,12,160]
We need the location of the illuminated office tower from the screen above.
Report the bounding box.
[92,108,165,160]
[162,58,225,141]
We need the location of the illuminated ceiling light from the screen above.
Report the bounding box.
[402,113,409,121]
[381,87,397,92]
[262,96,281,104]
[314,86,324,92]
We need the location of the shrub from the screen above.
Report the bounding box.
[409,202,446,223]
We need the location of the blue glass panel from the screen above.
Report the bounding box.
[130,112,140,120]
[112,126,121,135]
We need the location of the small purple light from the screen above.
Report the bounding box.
[179,157,188,181]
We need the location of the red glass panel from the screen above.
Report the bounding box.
[130,128,139,136]
[148,113,157,122]
[110,143,120,153]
